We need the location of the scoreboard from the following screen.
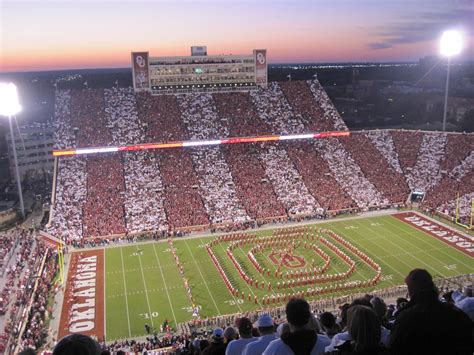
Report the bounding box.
[131,47,267,95]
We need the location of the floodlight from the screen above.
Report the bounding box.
[0,83,22,116]
[440,30,462,57]
[0,83,24,219]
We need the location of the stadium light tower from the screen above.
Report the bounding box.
[440,30,462,131]
[0,83,25,219]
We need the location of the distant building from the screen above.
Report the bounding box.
[418,55,440,69]
[5,122,54,182]
[131,46,268,94]
[344,80,375,99]
[380,81,425,95]
[425,95,474,122]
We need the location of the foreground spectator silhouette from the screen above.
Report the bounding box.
[389,268,473,355]
[53,334,101,355]
[264,298,330,354]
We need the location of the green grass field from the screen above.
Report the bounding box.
[103,214,473,341]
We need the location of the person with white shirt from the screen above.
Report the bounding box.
[263,298,330,355]
[243,314,277,355]
[225,317,257,355]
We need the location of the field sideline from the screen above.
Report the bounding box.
[58,212,474,341]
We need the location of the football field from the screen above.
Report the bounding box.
[61,213,474,341]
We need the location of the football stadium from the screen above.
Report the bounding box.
[1,45,473,354]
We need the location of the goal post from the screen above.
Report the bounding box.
[57,242,65,285]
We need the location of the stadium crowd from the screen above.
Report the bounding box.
[83,155,127,237]
[339,133,408,204]
[249,82,306,135]
[46,82,474,240]
[0,228,58,354]
[308,80,347,131]
[390,131,424,173]
[316,138,387,208]
[279,81,335,132]
[19,248,58,351]
[406,133,447,191]
[46,269,473,355]
[46,157,87,242]
[52,90,74,150]
[365,131,403,174]
[215,91,287,221]
[138,94,210,230]
[179,93,251,226]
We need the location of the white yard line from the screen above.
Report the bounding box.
[119,248,132,337]
[352,219,449,278]
[198,238,243,313]
[151,244,178,326]
[183,240,222,315]
[136,247,155,329]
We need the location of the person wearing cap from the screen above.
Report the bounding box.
[202,328,227,355]
[390,268,472,355]
[225,317,257,355]
[263,298,330,354]
[223,326,237,344]
[242,314,277,355]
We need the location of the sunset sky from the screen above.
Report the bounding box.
[1,0,473,72]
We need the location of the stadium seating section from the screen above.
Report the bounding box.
[47,80,474,242]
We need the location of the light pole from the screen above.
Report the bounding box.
[440,30,462,131]
[0,83,25,219]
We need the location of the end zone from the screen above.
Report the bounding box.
[393,212,474,257]
[58,249,105,341]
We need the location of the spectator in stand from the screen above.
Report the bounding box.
[200,339,210,353]
[325,305,387,354]
[225,317,257,355]
[190,339,201,355]
[242,314,277,355]
[389,268,473,355]
[276,323,290,338]
[452,289,474,322]
[202,328,227,355]
[370,296,389,329]
[53,334,101,355]
[325,298,390,352]
[319,312,341,339]
[264,298,330,355]
[223,326,237,344]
